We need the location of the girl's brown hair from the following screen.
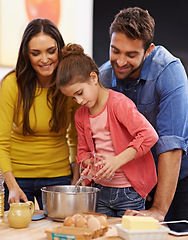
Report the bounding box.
[56,43,99,88]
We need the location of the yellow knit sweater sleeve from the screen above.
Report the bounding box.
[0,73,17,173]
[66,98,80,164]
[0,72,79,178]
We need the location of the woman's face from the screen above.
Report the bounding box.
[28,32,58,83]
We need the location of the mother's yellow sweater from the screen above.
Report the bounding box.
[0,73,78,178]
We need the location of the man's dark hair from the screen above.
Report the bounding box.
[110,7,155,51]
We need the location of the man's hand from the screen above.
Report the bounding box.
[124,207,165,222]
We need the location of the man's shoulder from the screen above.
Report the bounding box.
[141,45,181,80]
[151,45,178,63]
[99,60,113,88]
[99,60,112,71]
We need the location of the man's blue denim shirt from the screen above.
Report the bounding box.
[99,45,188,180]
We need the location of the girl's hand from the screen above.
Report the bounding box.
[94,154,120,180]
[80,157,94,180]
[94,148,137,180]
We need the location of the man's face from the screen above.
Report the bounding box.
[110,32,147,80]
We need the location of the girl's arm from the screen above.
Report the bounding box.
[116,98,159,158]
[96,96,158,180]
[75,108,92,164]
[95,147,137,180]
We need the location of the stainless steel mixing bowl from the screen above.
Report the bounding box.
[41,185,100,221]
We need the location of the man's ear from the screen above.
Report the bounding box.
[145,43,155,58]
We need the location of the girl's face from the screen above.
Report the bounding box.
[28,32,58,82]
[60,74,99,109]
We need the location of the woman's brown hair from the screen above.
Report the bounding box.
[9,18,67,135]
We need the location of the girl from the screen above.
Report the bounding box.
[0,19,79,210]
[56,43,158,217]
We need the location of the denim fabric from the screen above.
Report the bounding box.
[4,175,71,211]
[99,45,188,180]
[93,183,145,217]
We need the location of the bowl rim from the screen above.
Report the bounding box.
[41,185,100,194]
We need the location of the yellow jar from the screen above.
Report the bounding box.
[7,201,34,228]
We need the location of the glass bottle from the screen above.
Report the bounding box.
[0,168,4,222]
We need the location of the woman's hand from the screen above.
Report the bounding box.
[4,170,28,204]
[8,185,28,204]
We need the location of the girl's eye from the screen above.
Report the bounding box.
[78,91,82,95]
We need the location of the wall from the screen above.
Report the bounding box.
[93,0,188,74]
[0,0,93,79]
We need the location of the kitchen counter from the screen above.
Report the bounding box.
[0,211,187,240]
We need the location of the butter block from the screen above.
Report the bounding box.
[122,216,159,230]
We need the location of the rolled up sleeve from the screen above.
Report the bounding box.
[155,61,188,156]
[156,135,187,156]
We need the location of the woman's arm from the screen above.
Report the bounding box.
[0,74,28,203]
[66,99,80,183]
[4,171,28,204]
[71,161,80,185]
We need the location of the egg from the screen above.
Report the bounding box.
[63,216,75,227]
[84,214,94,221]
[87,217,101,230]
[97,216,108,227]
[72,213,82,221]
[75,216,87,228]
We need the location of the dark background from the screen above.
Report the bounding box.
[93,0,188,74]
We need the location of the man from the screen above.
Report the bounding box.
[99,7,188,221]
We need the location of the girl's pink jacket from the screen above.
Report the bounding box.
[75,90,158,198]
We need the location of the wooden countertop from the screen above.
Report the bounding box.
[0,211,187,240]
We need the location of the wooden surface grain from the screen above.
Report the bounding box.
[0,211,187,240]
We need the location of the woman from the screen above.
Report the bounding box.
[0,19,79,210]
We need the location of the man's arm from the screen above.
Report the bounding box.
[125,149,182,221]
[149,149,182,220]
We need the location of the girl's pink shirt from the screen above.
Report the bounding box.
[75,89,158,198]
[89,106,131,188]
